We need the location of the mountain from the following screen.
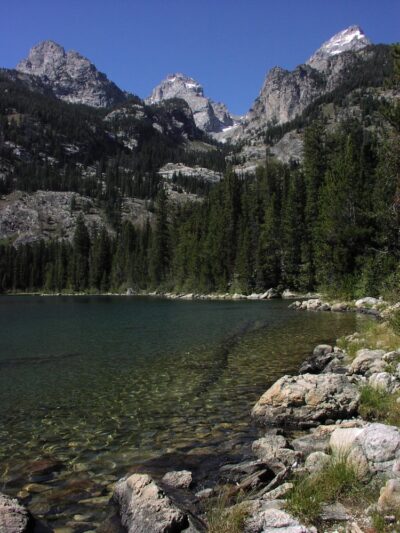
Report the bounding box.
[245,26,372,130]
[146,73,236,134]
[0,29,399,298]
[307,25,372,71]
[16,40,127,107]
[233,25,389,169]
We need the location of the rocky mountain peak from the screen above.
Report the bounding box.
[17,40,66,78]
[16,40,126,108]
[148,73,204,101]
[146,72,235,134]
[307,25,371,70]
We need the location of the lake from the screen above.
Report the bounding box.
[0,296,360,530]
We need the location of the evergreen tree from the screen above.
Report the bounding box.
[72,214,91,291]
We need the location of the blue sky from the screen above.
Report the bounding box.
[1,0,398,114]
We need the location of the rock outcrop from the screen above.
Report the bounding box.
[252,373,359,428]
[16,40,126,107]
[113,473,193,533]
[158,163,222,183]
[146,73,236,134]
[0,191,155,245]
[245,25,372,130]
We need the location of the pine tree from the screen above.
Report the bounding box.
[149,188,170,286]
[72,214,91,291]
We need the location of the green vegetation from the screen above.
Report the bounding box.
[1,104,400,296]
[286,453,373,526]
[0,45,400,296]
[0,71,225,201]
[337,318,400,357]
[359,385,400,427]
[371,509,400,533]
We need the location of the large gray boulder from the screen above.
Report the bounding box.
[252,373,359,428]
[348,349,386,376]
[113,473,192,533]
[330,423,400,476]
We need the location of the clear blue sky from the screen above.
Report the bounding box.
[1,0,398,115]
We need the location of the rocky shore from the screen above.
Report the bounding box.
[2,299,400,532]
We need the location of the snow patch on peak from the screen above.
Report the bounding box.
[307,25,371,70]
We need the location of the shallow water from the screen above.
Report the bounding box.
[0,296,360,529]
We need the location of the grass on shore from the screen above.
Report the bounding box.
[359,385,400,427]
[286,452,375,526]
[337,313,400,358]
[371,509,400,533]
[205,488,250,533]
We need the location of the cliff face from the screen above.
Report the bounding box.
[16,40,127,108]
[244,26,372,132]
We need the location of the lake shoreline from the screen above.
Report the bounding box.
[104,297,400,532]
[0,297,357,531]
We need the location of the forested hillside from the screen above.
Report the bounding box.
[0,45,399,297]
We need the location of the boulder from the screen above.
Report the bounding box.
[330,427,365,454]
[355,297,379,308]
[291,433,330,455]
[245,508,317,532]
[382,351,400,363]
[288,301,302,309]
[330,423,400,476]
[252,373,359,429]
[113,473,190,533]
[298,345,333,374]
[306,299,321,311]
[232,293,246,300]
[162,470,192,489]
[355,423,400,474]
[252,434,300,467]
[282,289,297,298]
[0,493,31,533]
[126,287,134,296]
[377,479,400,512]
[304,452,330,473]
[348,349,386,376]
[260,288,280,300]
[369,372,400,393]
[331,303,348,312]
[248,293,261,300]
[319,303,331,311]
